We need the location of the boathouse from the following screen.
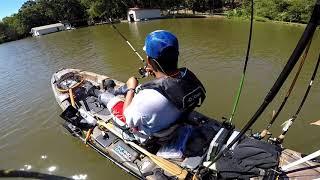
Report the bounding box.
[30,23,69,36]
[127,8,161,22]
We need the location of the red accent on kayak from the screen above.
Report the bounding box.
[111,101,126,123]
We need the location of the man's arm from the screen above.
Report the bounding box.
[123,89,135,110]
[123,77,138,111]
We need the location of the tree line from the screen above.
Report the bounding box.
[229,0,315,23]
[0,0,316,44]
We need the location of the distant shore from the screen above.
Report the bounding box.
[0,15,307,45]
[162,11,307,27]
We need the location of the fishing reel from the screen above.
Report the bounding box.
[138,66,149,78]
[251,130,272,140]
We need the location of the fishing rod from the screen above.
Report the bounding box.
[228,0,254,122]
[205,0,320,168]
[276,52,320,144]
[257,39,313,139]
[104,17,148,78]
[202,1,254,164]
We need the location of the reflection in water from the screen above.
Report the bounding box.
[72,174,88,180]
[0,18,319,179]
[16,154,88,179]
[20,164,32,171]
[48,166,57,172]
[128,22,142,40]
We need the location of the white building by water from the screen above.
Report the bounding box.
[30,23,71,36]
[127,8,161,22]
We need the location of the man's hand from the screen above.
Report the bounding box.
[145,67,155,77]
[126,76,138,89]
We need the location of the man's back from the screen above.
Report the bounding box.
[124,89,181,135]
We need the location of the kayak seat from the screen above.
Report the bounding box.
[152,124,179,138]
[141,114,204,150]
[141,124,180,153]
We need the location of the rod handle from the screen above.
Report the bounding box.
[277,134,285,143]
[260,129,269,139]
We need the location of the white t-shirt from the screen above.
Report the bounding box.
[124,89,181,136]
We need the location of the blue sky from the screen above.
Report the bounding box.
[0,0,28,20]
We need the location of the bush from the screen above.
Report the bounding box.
[255,0,314,23]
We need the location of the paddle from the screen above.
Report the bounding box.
[68,89,76,107]
[60,105,188,179]
[281,150,320,171]
[66,85,94,143]
[96,121,188,180]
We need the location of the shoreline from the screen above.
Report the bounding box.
[166,13,307,27]
[0,16,308,45]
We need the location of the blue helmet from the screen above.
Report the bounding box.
[143,30,179,60]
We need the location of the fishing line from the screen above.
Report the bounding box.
[228,0,254,122]
[104,17,148,78]
[258,39,313,139]
[276,52,320,143]
[105,18,145,64]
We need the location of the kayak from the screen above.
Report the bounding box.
[51,68,320,179]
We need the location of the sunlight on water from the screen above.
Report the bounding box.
[20,164,32,171]
[72,174,88,180]
[47,166,57,172]
[17,154,89,179]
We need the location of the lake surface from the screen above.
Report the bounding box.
[0,18,319,179]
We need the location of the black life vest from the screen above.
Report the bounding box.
[138,68,206,112]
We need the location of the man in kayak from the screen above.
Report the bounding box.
[111,30,205,142]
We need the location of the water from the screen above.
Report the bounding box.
[0,18,319,179]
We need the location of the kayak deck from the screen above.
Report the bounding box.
[51,68,320,180]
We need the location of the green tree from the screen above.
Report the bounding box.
[17,1,51,36]
[42,0,87,24]
[285,0,314,23]
[82,0,127,20]
[2,14,24,39]
[228,0,314,23]
[0,22,7,43]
